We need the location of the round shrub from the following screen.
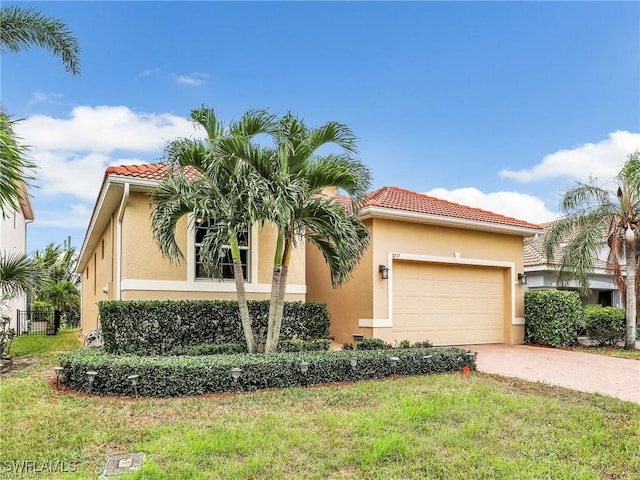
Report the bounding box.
[524,290,582,347]
[583,305,625,347]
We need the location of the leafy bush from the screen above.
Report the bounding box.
[354,338,389,350]
[583,305,625,347]
[343,338,433,351]
[524,290,582,347]
[99,300,330,355]
[169,343,247,356]
[59,346,477,397]
[277,338,332,352]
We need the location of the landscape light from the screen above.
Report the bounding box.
[127,374,140,398]
[299,361,310,388]
[389,356,400,377]
[54,366,64,389]
[86,371,98,394]
[423,355,433,372]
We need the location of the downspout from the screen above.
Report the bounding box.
[116,183,130,300]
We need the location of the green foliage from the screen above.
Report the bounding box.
[354,338,390,350]
[169,343,247,356]
[524,290,582,347]
[98,300,330,355]
[58,347,475,397]
[583,305,626,347]
[277,338,332,352]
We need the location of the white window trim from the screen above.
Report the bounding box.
[187,215,259,284]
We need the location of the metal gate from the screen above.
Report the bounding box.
[15,307,57,336]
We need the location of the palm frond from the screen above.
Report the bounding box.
[297,198,370,287]
[307,121,358,155]
[0,113,35,217]
[0,6,80,75]
[560,180,614,215]
[305,154,372,201]
[0,252,45,298]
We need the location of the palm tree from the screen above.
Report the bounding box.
[0,112,35,216]
[0,252,45,301]
[151,106,277,353]
[0,6,80,75]
[32,243,80,324]
[262,113,371,352]
[545,152,640,350]
[0,6,80,214]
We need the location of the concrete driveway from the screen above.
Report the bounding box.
[462,344,640,404]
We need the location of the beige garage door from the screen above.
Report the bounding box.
[392,261,505,345]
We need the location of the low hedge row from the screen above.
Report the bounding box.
[99,300,330,355]
[169,338,332,356]
[58,347,477,397]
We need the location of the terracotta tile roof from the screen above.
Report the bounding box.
[356,187,542,230]
[107,165,541,231]
[106,163,201,181]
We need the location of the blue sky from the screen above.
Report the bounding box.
[3,1,639,252]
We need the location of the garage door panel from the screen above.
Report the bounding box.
[392,262,505,345]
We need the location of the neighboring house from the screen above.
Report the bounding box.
[0,181,34,331]
[524,222,623,308]
[76,164,307,334]
[78,164,542,346]
[307,187,541,346]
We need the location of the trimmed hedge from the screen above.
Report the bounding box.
[583,305,625,347]
[99,300,330,355]
[58,347,477,397]
[277,338,332,352]
[524,290,582,347]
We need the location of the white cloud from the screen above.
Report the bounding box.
[499,131,640,183]
[138,68,161,77]
[35,203,93,229]
[28,91,64,105]
[425,187,559,225]
[16,105,198,152]
[13,105,203,202]
[176,73,209,86]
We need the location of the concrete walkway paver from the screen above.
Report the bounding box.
[462,344,640,404]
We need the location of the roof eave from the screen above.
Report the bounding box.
[76,174,161,272]
[359,206,542,237]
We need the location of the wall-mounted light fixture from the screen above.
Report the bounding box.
[379,264,389,280]
[102,285,109,295]
[518,273,527,286]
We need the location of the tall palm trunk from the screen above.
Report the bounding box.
[271,239,292,352]
[230,235,255,353]
[265,233,284,353]
[624,241,637,350]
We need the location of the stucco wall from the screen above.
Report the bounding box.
[122,192,187,281]
[307,217,528,345]
[81,214,116,333]
[80,190,306,333]
[305,219,374,344]
[0,208,28,330]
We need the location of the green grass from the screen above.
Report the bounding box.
[1,333,638,479]
[573,345,640,360]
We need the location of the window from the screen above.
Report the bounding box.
[195,218,249,280]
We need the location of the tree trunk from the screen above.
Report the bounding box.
[625,244,637,350]
[264,266,281,353]
[271,265,289,351]
[265,232,285,353]
[230,235,255,353]
[270,238,293,352]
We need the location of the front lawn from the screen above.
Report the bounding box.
[574,345,640,360]
[1,333,638,479]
